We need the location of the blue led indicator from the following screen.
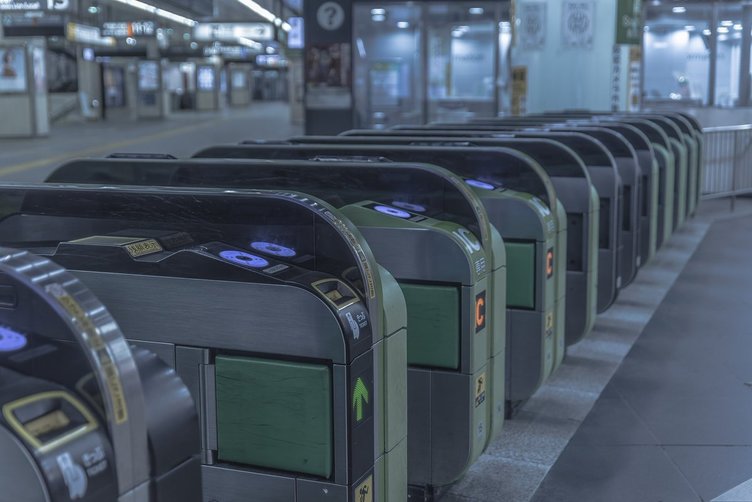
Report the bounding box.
[250,241,297,258]
[465,179,496,190]
[219,250,270,269]
[0,326,27,352]
[374,205,411,219]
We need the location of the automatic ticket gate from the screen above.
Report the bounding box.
[279,136,597,349]
[631,115,691,226]
[334,128,620,313]
[48,160,496,494]
[195,143,564,406]
[534,113,679,248]
[611,118,676,248]
[423,122,642,286]
[0,184,407,502]
[0,247,201,501]
[658,113,701,215]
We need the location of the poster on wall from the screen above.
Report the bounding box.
[628,46,641,111]
[305,43,352,109]
[518,2,546,50]
[197,66,215,91]
[562,1,595,50]
[32,46,45,93]
[0,46,27,93]
[138,61,159,91]
[511,66,527,116]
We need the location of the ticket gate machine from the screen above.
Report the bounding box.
[0,185,407,502]
[337,128,622,313]
[192,144,564,404]
[0,247,201,501]
[422,122,641,283]
[275,136,598,348]
[530,113,678,247]
[47,160,495,493]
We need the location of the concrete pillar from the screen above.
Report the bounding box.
[738,2,752,106]
[709,3,719,106]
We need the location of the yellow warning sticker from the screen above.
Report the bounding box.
[124,238,163,258]
[355,475,373,502]
[475,372,487,408]
[46,284,128,424]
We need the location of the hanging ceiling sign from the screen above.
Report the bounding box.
[102,21,156,38]
[194,22,274,42]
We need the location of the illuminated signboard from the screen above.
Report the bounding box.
[102,21,156,38]
[194,22,274,42]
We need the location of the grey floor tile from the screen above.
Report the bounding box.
[447,457,548,502]
[531,445,702,502]
[665,446,752,502]
[569,395,658,447]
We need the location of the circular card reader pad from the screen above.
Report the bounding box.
[0,326,26,352]
[250,241,297,258]
[219,250,270,269]
[373,205,412,219]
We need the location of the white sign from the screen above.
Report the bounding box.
[0,0,42,11]
[562,1,595,49]
[288,16,303,49]
[317,1,344,31]
[518,2,546,50]
[66,22,115,46]
[194,22,273,42]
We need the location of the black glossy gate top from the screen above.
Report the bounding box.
[196,142,555,211]
[1,183,375,298]
[50,158,489,248]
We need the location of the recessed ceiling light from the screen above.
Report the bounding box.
[702,28,711,35]
[672,6,686,14]
[684,25,695,31]
[734,24,743,31]
[371,8,385,16]
[87,5,98,13]
[372,14,385,22]
[718,26,729,33]
[721,20,734,26]
[397,21,409,28]
[469,7,484,15]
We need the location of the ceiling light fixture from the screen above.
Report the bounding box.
[370,8,385,16]
[107,0,196,26]
[397,21,409,28]
[238,37,262,50]
[720,20,734,26]
[718,26,729,33]
[672,6,686,14]
[235,0,291,31]
[734,23,743,31]
[702,28,711,35]
[684,25,695,31]
[469,7,484,15]
[372,14,385,22]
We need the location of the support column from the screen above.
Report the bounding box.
[738,2,752,106]
[709,2,719,106]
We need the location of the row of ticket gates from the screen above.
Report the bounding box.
[0,111,702,501]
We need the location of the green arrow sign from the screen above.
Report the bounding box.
[352,377,369,422]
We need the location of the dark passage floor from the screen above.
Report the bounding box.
[531,209,752,502]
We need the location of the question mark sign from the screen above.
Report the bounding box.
[326,6,336,26]
[318,2,343,31]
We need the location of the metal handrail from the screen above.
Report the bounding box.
[701,124,752,210]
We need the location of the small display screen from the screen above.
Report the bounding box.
[25,410,70,438]
[325,289,343,302]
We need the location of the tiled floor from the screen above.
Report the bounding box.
[0,102,301,182]
[449,200,752,502]
[531,205,752,502]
